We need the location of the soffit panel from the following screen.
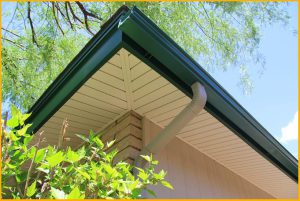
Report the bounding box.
[34,51,129,149]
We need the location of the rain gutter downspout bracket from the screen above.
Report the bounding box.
[134,82,207,172]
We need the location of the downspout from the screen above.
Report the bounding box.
[134,82,207,171]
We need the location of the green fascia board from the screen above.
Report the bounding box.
[26,6,297,182]
[118,7,298,182]
[26,6,129,134]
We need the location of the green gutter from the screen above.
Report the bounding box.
[26,6,129,134]
[118,7,298,182]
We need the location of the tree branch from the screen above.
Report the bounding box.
[199,2,215,40]
[2,37,25,50]
[75,1,102,21]
[4,3,18,39]
[17,4,27,30]
[75,2,94,35]
[67,2,83,24]
[2,28,22,38]
[58,118,68,150]
[1,111,8,162]
[64,2,74,30]
[189,3,231,55]
[24,131,43,197]
[52,2,64,35]
[27,2,39,46]
[54,2,66,18]
[13,176,24,198]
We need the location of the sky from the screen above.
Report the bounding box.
[209,3,298,158]
[1,2,298,158]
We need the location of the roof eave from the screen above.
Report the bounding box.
[26,6,298,182]
[26,6,129,134]
[118,7,298,182]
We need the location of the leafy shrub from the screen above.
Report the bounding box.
[1,105,173,199]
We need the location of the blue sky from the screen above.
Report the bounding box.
[2,2,298,157]
[209,3,298,158]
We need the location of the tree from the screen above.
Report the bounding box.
[2,105,173,199]
[2,2,292,110]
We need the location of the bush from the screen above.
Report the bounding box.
[1,105,173,199]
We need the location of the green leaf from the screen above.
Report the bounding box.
[11,104,20,117]
[151,160,159,165]
[140,155,151,162]
[35,148,46,163]
[134,167,144,172]
[116,162,129,170]
[17,124,32,136]
[7,105,23,127]
[106,148,118,161]
[8,131,20,141]
[67,187,84,199]
[131,188,142,198]
[102,164,115,175]
[161,180,173,190]
[157,170,167,179]
[66,165,74,173]
[46,145,56,156]
[7,116,19,128]
[122,182,130,194]
[21,113,31,123]
[138,171,149,181]
[5,162,17,169]
[23,135,33,146]
[147,189,157,197]
[76,146,86,159]
[127,180,139,191]
[66,147,81,163]
[75,134,89,142]
[89,129,95,140]
[15,172,27,183]
[36,167,49,174]
[75,168,91,180]
[27,147,37,159]
[51,187,66,199]
[26,181,36,197]
[93,137,104,149]
[46,151,64,167]
[13,150,21,157]
[22,144,28,152]
[106,139,115,148]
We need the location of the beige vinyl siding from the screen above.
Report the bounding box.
[176,111,298,198]
[143,118,273,199]
[99,111,143,164]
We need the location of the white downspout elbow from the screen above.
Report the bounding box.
[134,82,207,171]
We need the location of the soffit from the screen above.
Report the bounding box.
[34,48,297,198]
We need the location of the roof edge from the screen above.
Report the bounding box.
[119,6,298,182]
[26,6,128,133]
[25,5,297,182]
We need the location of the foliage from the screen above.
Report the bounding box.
[1,105,173,199]
[2,2,293,110]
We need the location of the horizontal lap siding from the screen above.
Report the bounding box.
[100,111,143,164]
[177,113,297,198]
[143,118,274,199]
